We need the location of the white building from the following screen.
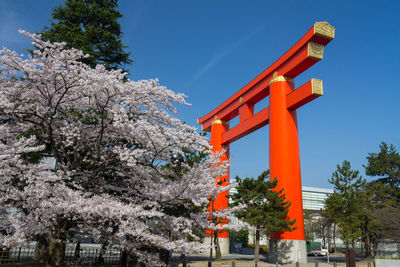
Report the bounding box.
[301,186,333,211]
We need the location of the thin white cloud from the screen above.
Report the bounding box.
[183,0,297,88]
[184,22,268,87]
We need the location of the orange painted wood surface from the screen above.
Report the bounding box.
[208,121,230,238]
[222,106,269,145]
[239,103,254,123]
[202,22,334,242]
[286,79,322,110]
[269,79,305,240]
[198,22,333,132]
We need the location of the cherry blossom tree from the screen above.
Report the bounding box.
[0,31,230,266]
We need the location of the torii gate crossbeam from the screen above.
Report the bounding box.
[198,22,335,263]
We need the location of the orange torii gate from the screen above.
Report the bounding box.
[198,22,335,263]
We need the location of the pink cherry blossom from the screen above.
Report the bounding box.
[0,31,240,266]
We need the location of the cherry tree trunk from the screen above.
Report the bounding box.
[121,250,141,267]
[47,239,66,267]
[214,231,222,260]
[95,242,108,264]
[45,220,69,267]
[33,235,49,264]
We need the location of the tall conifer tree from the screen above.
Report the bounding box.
[39,0,132,71]
[364,143,400,243]
[365,142,400,197]
[324,161,369,248]
[230,170,295,264]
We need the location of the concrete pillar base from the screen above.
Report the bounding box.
[268,239,307,264]
[202,237,230,256]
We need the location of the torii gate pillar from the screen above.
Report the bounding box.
[206,119,230,254]
[269,75,306,263]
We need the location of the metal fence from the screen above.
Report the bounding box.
[0,246,122,265]
[0,246,35,264]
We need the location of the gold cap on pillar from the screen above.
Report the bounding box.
[212,119,229,125]
[314,21,335,40]
[269,72,294,84]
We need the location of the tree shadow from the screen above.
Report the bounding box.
[268,239,294,264]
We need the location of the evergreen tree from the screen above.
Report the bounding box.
[325,161,364,246]
[364,142,400,242]
[365,142,400,198]
[231,229,249,248]
[39,0,132,71]
[324,160,376,256]
[230,170,295,264]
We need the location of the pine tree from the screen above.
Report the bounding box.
[365,142,400,197]
[230,170,295,264]
[324,160,374,254]
[364,142,400,242]
[39,0,132,71]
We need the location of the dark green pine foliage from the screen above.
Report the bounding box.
[324,160,370,249]
[329,160,365,198]
[364,142,400,241]
[230,170,295,263]
[231,170,295,232]
[365,142,400,194]
[39,0,132,71]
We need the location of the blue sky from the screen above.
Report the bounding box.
[1,0,399,189]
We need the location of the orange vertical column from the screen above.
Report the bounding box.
[269,75,305,241]
[210,119,230,239]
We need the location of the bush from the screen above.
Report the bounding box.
[232,229,249,247]
[247,244,269,252]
